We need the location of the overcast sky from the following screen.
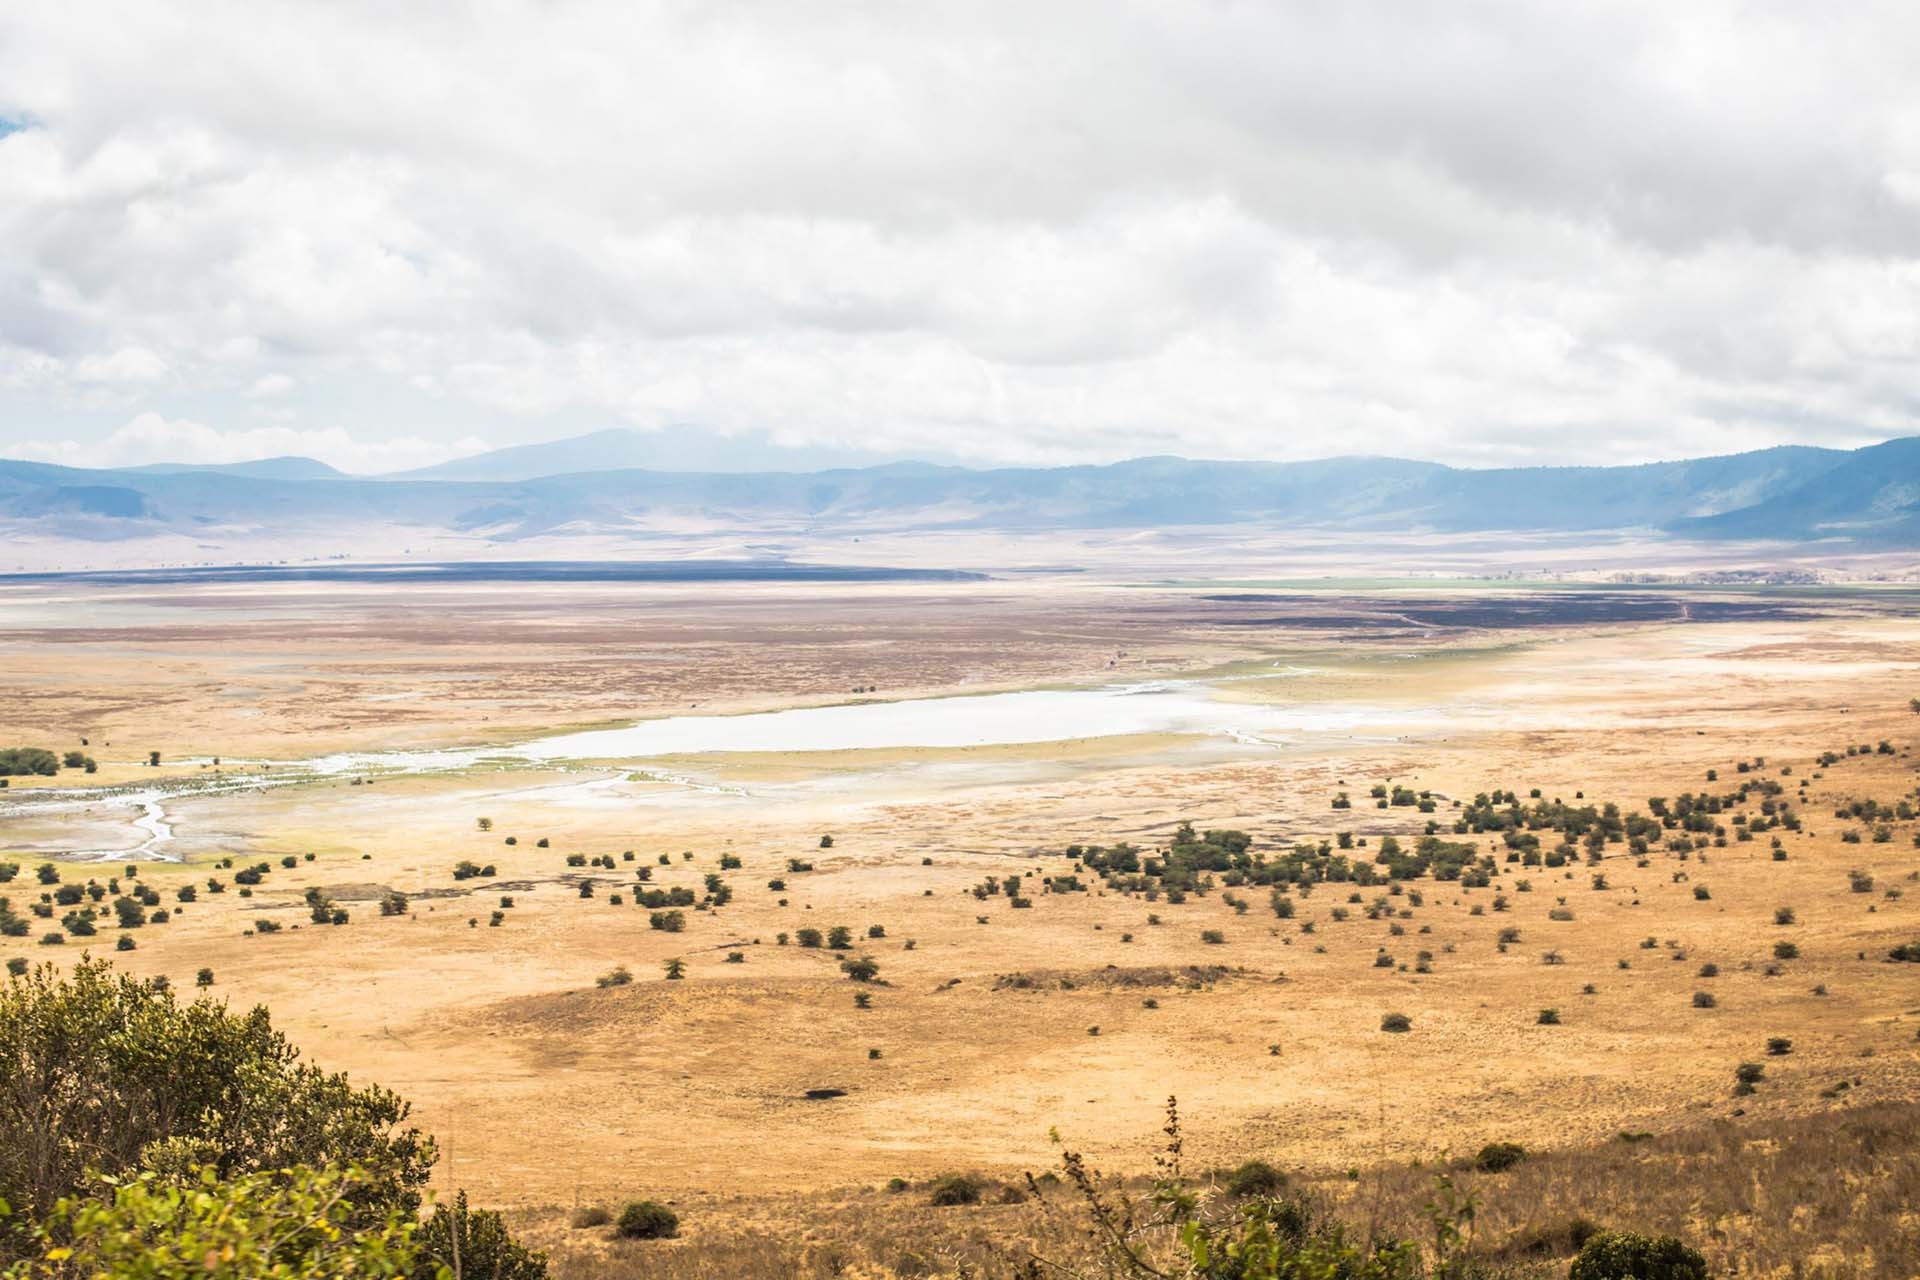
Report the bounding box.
[3,1,1918,474]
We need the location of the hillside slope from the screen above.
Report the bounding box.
[0,437,1893,555]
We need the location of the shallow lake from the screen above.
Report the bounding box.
[515,681,1409,760]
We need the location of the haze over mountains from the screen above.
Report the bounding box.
[3,430,1919,569]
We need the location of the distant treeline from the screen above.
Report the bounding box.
[0,747,95,777]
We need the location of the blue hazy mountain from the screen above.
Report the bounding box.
[1673,437,1920,543]
[0,433,1898,548]
[122,456,348,481]
[387,427,912,481]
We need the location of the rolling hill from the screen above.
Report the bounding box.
[0,433,1907,565]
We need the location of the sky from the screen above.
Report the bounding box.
[2,1,1919,475]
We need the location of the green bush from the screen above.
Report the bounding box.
[1224,1158,1287,1197]
[2,1163,431,1277]
[615,1199,679,1239]
[1380,1012,1412,1033]
[839,954,880,982]
[1569,1230,1707,1280]
[0,958,431,1227]
[1474,1141,1526,1172]
[414,1189,549,1277]
[927,1173,983,1206]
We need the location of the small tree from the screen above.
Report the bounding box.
[840,955,880,982]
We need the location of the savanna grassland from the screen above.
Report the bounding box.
[1,571,1917,1277]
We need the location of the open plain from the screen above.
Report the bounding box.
[2,568,1918,1276]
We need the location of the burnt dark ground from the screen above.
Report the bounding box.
[1195,589,1885,632]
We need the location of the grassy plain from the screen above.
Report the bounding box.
[0,573,1916,1275]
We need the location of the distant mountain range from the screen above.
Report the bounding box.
[3,431,1918,558]
[386,427,897,481]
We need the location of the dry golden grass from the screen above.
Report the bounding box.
[515,1100,1920,1278]
[3,578,1920,1278]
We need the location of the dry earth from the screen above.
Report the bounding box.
[0,573,1917,1272]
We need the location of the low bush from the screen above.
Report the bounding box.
[615,1199,679,1239]
[1224,1158,1286,1197]
[927,1173,983,1206]
[1569,1229,1707,1280]
[1474,1141,1527,1172]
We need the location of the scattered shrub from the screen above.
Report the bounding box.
[1224,1159,1287,1197]
[1569,1230,1706,1280]
[926,1174,983,1206]
[1474,1141,1527,1172]
[615,1200,679,1239]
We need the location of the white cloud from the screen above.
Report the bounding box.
[3,411,489,474]
[72,346,166,383]
[0,1,1917,468]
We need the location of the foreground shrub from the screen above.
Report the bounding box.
[1474,1141,1527,1172]
[615,1199,680,1239]
[0,958,432,1227]
[0,1163,429,1278]
[1047,1099,1465,1280]
[1569,1229,1708,1280]
[927,1173,984,1206]
[1224,1158,1287,1197]
[414,1188,549,1277]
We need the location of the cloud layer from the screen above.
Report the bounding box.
[3,1,1919,470]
